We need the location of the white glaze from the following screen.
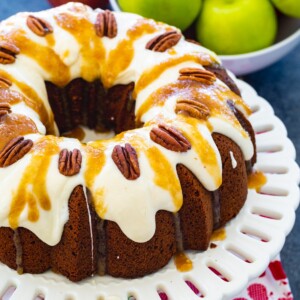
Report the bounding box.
[230,151,237,169]
[0,2,254,245]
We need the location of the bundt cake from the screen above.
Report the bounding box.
[0,2,256,282]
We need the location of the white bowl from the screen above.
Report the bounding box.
[110,0,300,75]
[220,15,300,75]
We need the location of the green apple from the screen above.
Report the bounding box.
[118,0,202,31]
[271,0,300,18]
[196,0,278,55]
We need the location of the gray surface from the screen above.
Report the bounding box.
[0,0,299,298]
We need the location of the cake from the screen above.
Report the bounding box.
[0,3,256,282]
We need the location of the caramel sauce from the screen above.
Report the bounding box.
[147,146,182,209]
[167,48,177,55]
[84,144,106,189]
[248,171,267,192]
[9,29,70,87]
[45,33,55,48]
[136,80,248,139]
[63,126,85,141]
[182,118,222,188]
[84,144,107,217]
[0,70,55,134]
[102,19,161,88]
[174,252,193,272]
[211,228,226,241]
[9,136,60,229]
[0,114,38,149]
[134,53,215,99]
[55,13,106,83]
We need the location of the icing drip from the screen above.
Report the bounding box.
[13,229,23,275]
[212,190,221,229]
[229,151,237,169]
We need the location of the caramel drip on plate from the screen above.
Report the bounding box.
[0,114,38,149]
[134,53,215,98]
[0,70,55,134]
[9,136,60,228]
[102,19,162,88]
[55,12,106,83]
[248,171,267,192]
[174,252,193,272]
[63,126,85,141]
[211,228,226,241]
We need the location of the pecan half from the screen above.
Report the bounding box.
[0,76,12,89]
[0,103,12,117]
[95,10,117,38]
[26,15,53,37]
[112,143,140,180]
[146,30,182,52]
[58,149,82,176]
[179,68,216,85]
[0,41,20,64]
[0,136,33,167]
[175,99,210,120]
[150,124,191,152]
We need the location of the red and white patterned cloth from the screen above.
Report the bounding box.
[158,256,293,300]
[233,256,293,300]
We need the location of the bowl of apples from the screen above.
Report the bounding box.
[110,0,300,75]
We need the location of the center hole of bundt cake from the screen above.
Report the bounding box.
[45,79,136,142]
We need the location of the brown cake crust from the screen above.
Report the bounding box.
[212,133,248,228]
[51,185,98,282]
[176,164,213,250]
[0,227,17,270]
[19,228,51,274]
[105,210,176,278]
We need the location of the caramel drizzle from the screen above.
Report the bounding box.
[3,29,70,87]
[137,79,249,138]
[180,118,222,188]
[115,134,183,210]
[9,137,60,229]
[134,53,216,99]
[0,70,55,134]
[102,19,167,88]
[55,12,106,83]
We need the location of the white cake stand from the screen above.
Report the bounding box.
[0,78,299,300]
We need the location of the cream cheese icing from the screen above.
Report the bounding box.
[0,2,254,245]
